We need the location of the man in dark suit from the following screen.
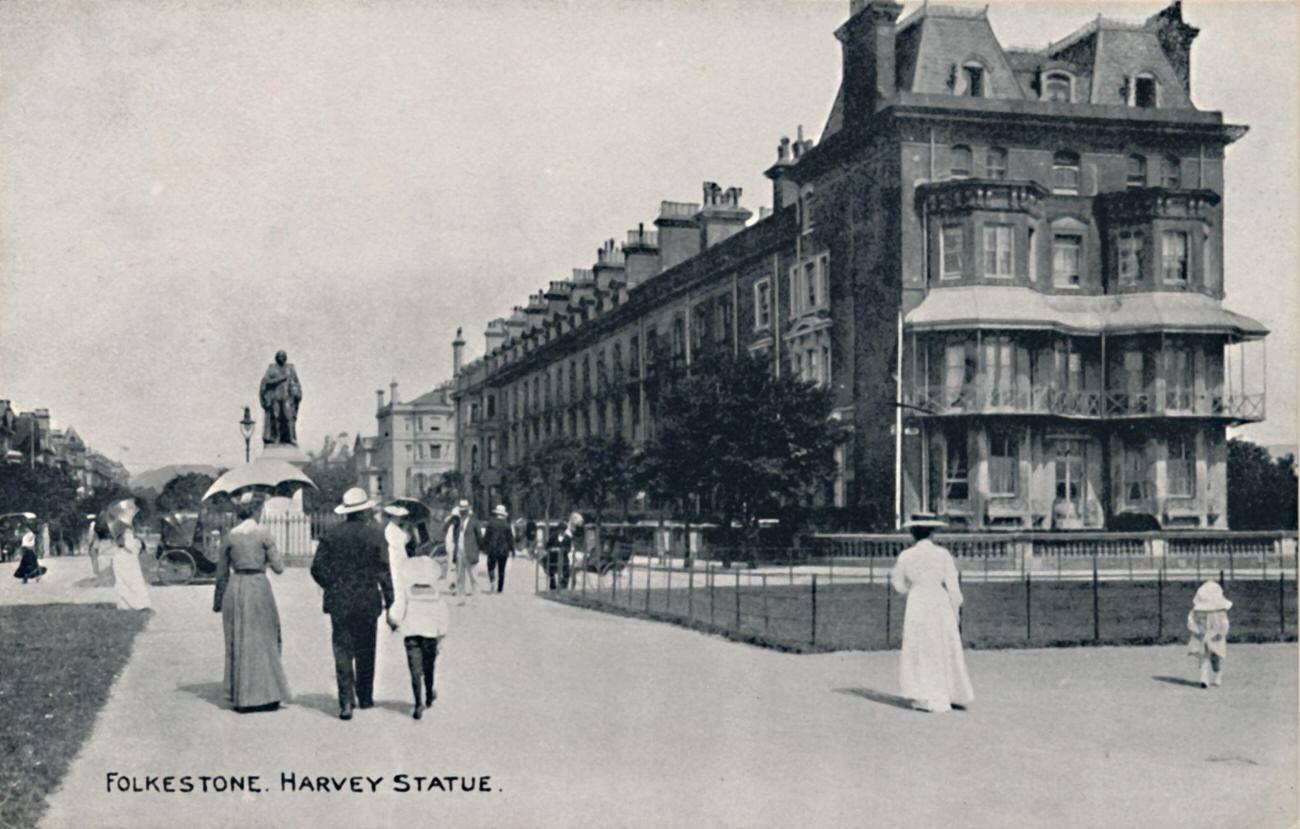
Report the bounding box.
[483,504,514,593]
[310,487,393,720]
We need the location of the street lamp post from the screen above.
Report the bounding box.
[239,407,256,464]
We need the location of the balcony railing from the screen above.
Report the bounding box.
[906,385,1264,421]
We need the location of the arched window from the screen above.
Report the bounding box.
[1052,151,1080,194]
[950,145,972,179]
[1042,71,1073,103]
[1126,154,1147,188]
[1161,156,1182,189]
[960,61,988,97]
[986,147,1008,180]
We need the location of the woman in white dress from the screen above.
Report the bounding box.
[890,514,972,712]
[97,500,152,611]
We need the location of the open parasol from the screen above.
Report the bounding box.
[388,498,432,523]
[202,458,316,501]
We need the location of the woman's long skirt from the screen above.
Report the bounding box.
[223,573,291,708]
[112,551,152,610]
[898,585,974,712]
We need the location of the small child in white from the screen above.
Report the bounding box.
[1187,580,1231,688]
[387,545,451,720]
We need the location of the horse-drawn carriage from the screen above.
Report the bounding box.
[154,511,221,585]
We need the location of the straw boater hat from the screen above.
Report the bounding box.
[901,512,947,530]
[1192,581,1233,612]
[493,504,508,518]
[456,499,472,512]
[383,504,409,518]
[335,487,376,515]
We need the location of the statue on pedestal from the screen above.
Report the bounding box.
[259,350,302,446]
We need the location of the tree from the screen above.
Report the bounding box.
[155,472,216,513]
[1227,439,1298,530]
[0,464,81,543]
[428,470,465,511]
[643,350,841,565]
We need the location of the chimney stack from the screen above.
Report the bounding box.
[1146,1,1199,94]
[376,389,385,411]
[389,380,399,407]
[452,327,465,375]
[484,318,508,355]
[836,0,903,126]
[654,200,701,272]
[696,182,752,249]
[622,223,659,290]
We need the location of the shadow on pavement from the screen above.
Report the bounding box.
[178,682,230,710]
[1152,675,1204,689]
[291,693,412,719]
[833,687,917,711]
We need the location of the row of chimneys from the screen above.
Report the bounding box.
[454,180,758,372]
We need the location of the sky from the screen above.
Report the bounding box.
[0,0,1295,474]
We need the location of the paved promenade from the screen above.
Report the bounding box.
[14,556,1298,829]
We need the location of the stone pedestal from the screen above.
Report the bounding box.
[257,442,308,468]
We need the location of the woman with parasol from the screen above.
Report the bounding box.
[97,499,152,611]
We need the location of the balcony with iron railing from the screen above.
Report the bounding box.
[905,383,1265,422]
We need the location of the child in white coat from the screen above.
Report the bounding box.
[1187,580,1231,688]
[387,545,450,719]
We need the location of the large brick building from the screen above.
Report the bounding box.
[452,0,1267,530]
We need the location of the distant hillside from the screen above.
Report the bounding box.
[131,464,221,492]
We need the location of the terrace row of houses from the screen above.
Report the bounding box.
[447,0,1267,531]
[0,400,130,494]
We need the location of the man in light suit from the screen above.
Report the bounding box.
[452,500,483,605]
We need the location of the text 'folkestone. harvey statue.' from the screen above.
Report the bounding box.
[259,350,302,446]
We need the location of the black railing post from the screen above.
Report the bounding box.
[1092,558,1100,643]
[665,561,672,614]
[810,574,818,646]
[1157,566,1164,640]
[1025,572,1032,642]
[885,578,892,647]
[709,563,715,626]
[688,565,694,623]
[1228,546,1235,582]
[735,569,742,632]
[1219,568,1225,587]
[762,574,770,636]
[645,556,652,613]
[1281,570,1287,636]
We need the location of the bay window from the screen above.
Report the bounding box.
[1162,231,1189,284]
[982,224,1014,278]
[941,225,963,279]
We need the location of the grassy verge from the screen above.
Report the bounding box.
[0,604,149,829]
[542,578,1297,653]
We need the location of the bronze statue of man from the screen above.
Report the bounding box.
[259,350,302,446]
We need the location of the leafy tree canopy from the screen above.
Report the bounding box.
[1227,439,1297,530]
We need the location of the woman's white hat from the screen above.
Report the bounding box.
[21,531,35,548]
[335,487,376,515]
[383,504,410,518]
[456,499,472,511]
[1192,580,1232,612]
[493,504,508,518]
[902,512,947,529]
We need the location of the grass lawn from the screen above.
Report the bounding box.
[547,577,1297,653]
[0,604,149,829]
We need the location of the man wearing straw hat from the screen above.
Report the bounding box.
[311,487,394,720]
[482,504,514,594]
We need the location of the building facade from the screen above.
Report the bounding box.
[451,0,1266,530]
[356,380,457,500]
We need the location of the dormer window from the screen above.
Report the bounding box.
[962,63,985,97]
[1131,74,1158,108]
[949,145,972,180]
[1126,154,1147,188]
[1161,156,1182,188]
[1042,71,1073,103]
[1052,151,1080,194]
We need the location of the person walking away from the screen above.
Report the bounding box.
[890,514,973,713]
[483,505,514,593]
[450,500,482,605]
[213,493,291,712]
[1187,581,1231,688]
[383,505,411,574]
[12,532,46,584]
[386,540,450,719]
[310,487,394,720]
[524,519,538,558]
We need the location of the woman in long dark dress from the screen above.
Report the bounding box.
[213,495,291,712]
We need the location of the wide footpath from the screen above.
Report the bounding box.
[24,556,1298,829]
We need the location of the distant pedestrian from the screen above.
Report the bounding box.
[483,505,513,593]
[100,501,151,611]
[1187,581,1231,688]
[544,513,581,590]
[213,493,291,712]
[448,500,483,604]
[310,487,394,720]
[523,519,538,557]
[386,539,450,719]
[12,532,46,584]
[890,514,973,713]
